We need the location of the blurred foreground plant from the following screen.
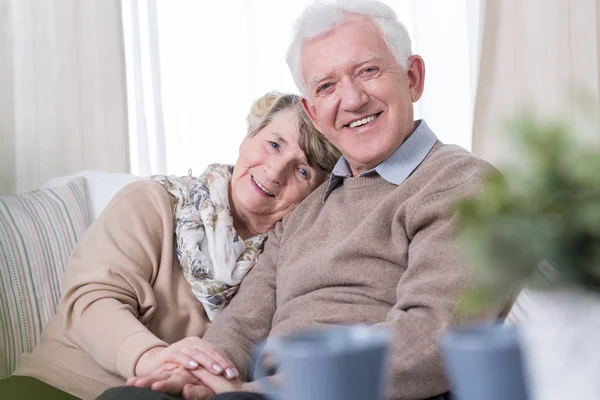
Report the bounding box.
[457,113,600,314]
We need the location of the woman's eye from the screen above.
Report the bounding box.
[298,168,310,180]
[268,141,280,150]
[362,67,378,76]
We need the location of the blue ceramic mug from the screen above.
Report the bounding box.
[440,322,529,400]
[252,325,391,400]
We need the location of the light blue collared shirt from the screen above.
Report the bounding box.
[323,120,438,202]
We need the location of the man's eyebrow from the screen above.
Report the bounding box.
[308,53,382,87]
[309,73,333,88]
[352,53,382,69]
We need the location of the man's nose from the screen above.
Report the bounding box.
[339,77,368,112]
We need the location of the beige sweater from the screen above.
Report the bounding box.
[13,181,211,400]
[203,142,502,399]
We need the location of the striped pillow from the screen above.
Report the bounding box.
[0,177,88,378]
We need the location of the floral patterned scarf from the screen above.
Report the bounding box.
[153,164,267,320]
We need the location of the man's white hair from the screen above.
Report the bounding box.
[286,0,413,97]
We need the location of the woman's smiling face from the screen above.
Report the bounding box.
[229,109,325,236]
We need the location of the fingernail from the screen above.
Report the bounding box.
[189,360,199,368]
[226,368,236,379]
[213,364,223,373]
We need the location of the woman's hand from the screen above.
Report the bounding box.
[134,336,239,379]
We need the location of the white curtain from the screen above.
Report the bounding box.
[473,0,600,166]
[0,0,129,195]
[124,0,482,176]
[121,0,167,177]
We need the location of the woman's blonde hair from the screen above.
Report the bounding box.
[246,92,340,175]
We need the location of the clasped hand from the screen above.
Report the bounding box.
[129,336,242,399]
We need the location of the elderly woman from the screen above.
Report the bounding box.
[0,92,340,400]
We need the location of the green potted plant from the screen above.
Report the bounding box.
[455,113,600,400]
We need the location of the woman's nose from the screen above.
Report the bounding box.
[264,159,288,185]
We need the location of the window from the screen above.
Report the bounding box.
[123,0,481,176]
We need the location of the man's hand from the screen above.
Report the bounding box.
[127,364,215,399]
[129,363,243,399]
[189,367,243,395]
[135,336,238,379]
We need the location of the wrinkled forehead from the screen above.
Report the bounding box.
[260,109,300,142]
[300,16,390,82]
[258,112,311,163]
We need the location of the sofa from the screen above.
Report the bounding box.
[0,170,143,378]
[0,169,528,388]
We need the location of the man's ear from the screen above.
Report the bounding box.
[406,55,426,103]
[300,97,324,134]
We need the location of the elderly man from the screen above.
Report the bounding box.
[102,1,500,399]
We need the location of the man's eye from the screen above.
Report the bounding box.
[317,83,332,93]
[268,141,280,150]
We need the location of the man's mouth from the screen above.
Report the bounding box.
[346,112,381,128]
[252,175,274,197]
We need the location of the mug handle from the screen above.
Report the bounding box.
[252,338,283,400]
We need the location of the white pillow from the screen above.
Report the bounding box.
[44,170,144,223]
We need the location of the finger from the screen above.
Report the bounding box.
[197,346,238,378]
[224,366,239,380]
[152,376,199,395]
[182,337,237,377]
[133,373,171,389]
[192,367,238,393]
[161,349,200,370]
[182,383,214,400]
[182,348,226,375]
[126,377,138,386]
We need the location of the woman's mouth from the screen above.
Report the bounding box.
[251,175,274,197]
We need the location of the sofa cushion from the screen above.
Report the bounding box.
[0,177,88,378]
[43,170,144,224]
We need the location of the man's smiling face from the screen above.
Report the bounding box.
[300,16,424,176]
